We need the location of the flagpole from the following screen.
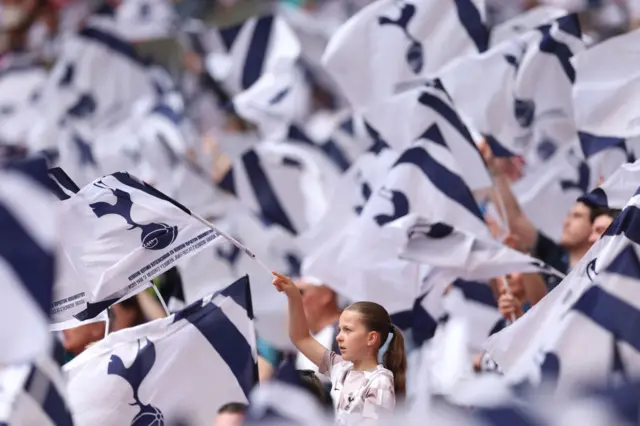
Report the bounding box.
[151,284,171,317]
[492,187,510,242]
[487,186,518,324]
[104,308,111,338]
[192,212,273,275]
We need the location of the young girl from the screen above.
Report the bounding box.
[273,272,406,426]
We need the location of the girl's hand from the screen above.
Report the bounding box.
[272,272,298,295]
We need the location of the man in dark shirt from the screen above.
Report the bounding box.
[528,201,619,290]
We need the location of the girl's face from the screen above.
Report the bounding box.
[335,310,379,361]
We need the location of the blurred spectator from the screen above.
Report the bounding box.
[109,295,148,332]
[588,207,621,244]
[294,279,341,378]
[214,402,247,426]
[257,337,284,382]
[496,273,527,321]
[297,369,334,409]
[481,141,599,290]
[62,321,105,358]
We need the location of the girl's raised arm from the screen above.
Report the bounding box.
[272,272,328,367]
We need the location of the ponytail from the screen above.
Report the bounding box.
[383,325,407,397]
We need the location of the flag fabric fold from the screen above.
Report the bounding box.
[64,276,258,426]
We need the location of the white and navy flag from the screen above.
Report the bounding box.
[508,244,640,396]
[489,190,640,392]
[361,80,493,191]
[488,4,569,47]
[114,0,177,42]
[0,339,74,426]
[575,131,632,188]
[398,214,565,281]
[0,158,58,363]
[231,61,312,142]
[64,276,258,426]
[218,142,329,236]
[57,171,226,311]
[205,14,302,96]
[303,124,491,313]
[213,11,312,141]
[322,0,488,110]
[282,114,383,199]
[590,189,640,277]
[578,160,640,210]
[573,29,640,140]
[25,16,156,153]
[176,206,301,350]
[0,53,47,147]
[46,167,111,329]
[441,13,584,165]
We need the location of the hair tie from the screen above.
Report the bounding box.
[389,324,395,334]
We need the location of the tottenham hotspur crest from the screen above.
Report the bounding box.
[90,178,179,251]
[108,339,165,426]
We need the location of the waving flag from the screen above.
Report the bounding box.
[64,276,258,426]
[0,339,74,426]
[322,0,488,109]
[0,158,57,363]
[232,64,312,141]
[45,167,109,329]
[579,160,640,210]
[510,245,640,395]
[576,131,630,187]
[213,12,314,141]
[484,239,598,380]
[448,280,503,355]
[136,100,226,219]
[285,113,375,186]
[304,126,490,312]
[361,81,493,190]
[573,29,640,139]
[114,0,177,42]
[177,207,299,349]
[488,190,640,389]
[488,5,568,47]
[299,134,399,268]
[286,124,352,179]
[0,54,47,146]
[58,171,232,307]
[206,14,302,96]
[391,281,444,348]
[218,142,329,235]
[441,14,584,167]
[591,189,640,277]
[399,214,564,281]
[25,18,156,153]
[360,127,489,237]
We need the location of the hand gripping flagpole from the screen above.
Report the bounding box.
[192,213,273,275]
[490,189,517,325]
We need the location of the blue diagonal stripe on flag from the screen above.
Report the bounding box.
[393,143,484,222]
[173,276,257,397]
[454,0,489,52]
[241,15,274,90]
[0,199,53,317]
